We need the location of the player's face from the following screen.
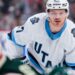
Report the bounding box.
[47,9,68,32]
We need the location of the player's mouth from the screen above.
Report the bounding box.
[54,20,61,24]
[54,18,61,23]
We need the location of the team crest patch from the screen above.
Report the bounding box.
[30,17,39,24]
[71,28,75,37]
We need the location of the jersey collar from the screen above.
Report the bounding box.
[45,19,67,40]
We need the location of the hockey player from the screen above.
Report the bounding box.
[8,0,75,74]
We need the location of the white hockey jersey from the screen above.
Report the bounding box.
[0,32,18,60]
[11,13,75,74]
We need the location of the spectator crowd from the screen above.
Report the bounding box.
[0,0,45,30]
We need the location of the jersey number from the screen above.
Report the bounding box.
[16,27,24,33]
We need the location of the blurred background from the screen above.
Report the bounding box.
[0,0,46,31]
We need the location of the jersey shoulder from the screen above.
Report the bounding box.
[63,19,75,52]
[11,13,47,45]
[12,12,47,32]
[25,12,47,25]
[66,19,75,29]
[66,19,75,37]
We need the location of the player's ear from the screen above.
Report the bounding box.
[64,9,69,18]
